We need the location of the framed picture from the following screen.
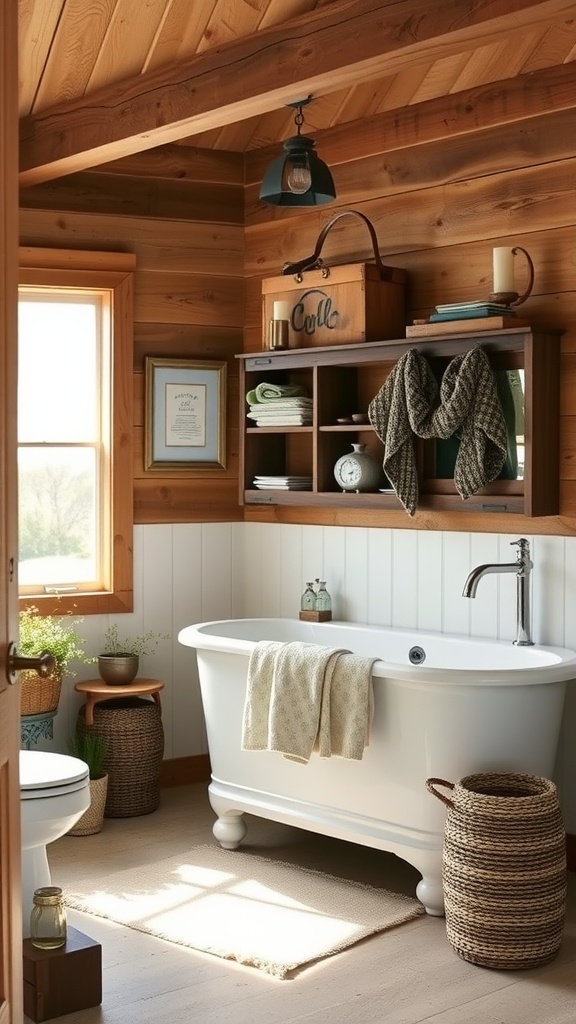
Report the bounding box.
[144,357,227,472]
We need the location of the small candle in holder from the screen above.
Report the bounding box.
[273,300,290,321]
[493,247,515,294]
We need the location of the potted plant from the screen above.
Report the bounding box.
[18,605,93,717]
[66,732,108,836]
[97,624,170,685]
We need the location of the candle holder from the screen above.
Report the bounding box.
[265,319,289,350]
[488,246,534,307]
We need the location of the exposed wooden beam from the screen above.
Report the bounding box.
[19,0,576,185]
[94,145,244,185]
[245,60,576,182]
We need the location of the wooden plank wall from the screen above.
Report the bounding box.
[17,65,576,538]
[244,79,576,537]
[19,145,245,525]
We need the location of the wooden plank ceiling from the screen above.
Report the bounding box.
[18,0,576,185]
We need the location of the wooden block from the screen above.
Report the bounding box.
[23,925,102,1022]
[298,610,332,622]
[405,316,528,337]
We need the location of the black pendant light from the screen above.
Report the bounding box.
[259,98,336,207]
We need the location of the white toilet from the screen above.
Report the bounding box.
[20,750,91,936]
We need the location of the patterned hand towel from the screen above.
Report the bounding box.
[242,641,375,763]
[368,347,507,515]
[316,652,377,759]
[368,349,436,516]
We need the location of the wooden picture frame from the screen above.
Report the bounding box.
[144,357,227,472]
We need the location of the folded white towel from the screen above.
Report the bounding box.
[242,641,376,763]
[249,399,313,411]
[249,416,312,426]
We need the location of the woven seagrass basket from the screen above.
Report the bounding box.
[426,772,566,970]
[20,669,62,715]
[77,697,164,818]
[67,775,109,836]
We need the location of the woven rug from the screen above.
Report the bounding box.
[64,844,424,979]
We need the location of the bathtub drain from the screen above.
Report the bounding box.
[408,645,426,665]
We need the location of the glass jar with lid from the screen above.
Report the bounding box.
[30,886,67,949]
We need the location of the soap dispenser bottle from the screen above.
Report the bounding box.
[300,581,316,613]
[315,581,332,619]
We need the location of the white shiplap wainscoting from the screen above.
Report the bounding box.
[37,523,576,832]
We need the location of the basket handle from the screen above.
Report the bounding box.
[425,777,455,808]
[282,209,395,282]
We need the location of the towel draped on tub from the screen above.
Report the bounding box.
[241,641,377,763]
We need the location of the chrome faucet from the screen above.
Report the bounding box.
[462,537,533,646]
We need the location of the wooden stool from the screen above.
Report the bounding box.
[74,677,164,726]
[74,680,165,818]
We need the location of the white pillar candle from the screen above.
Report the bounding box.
[493,247,515,293]
[273,300,290,321]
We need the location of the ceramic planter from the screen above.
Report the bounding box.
[97,654,139,685]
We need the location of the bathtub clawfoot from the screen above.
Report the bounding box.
[416,876,444,917]
[213,813,247,850]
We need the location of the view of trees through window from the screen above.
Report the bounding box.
[18,290,104,593]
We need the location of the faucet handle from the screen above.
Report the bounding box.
[510,537,529,551]
[510,537,532,568]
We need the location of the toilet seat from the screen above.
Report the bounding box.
[20,750,89,800]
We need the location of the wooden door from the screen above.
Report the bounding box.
[0,1,24,1021]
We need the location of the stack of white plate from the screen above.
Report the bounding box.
[253,475,313,490]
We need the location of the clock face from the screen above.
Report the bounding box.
[336,456,362,488]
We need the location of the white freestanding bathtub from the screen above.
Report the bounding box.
[178,618,576,915]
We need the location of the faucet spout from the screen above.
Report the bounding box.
[462,538,533,646]
[462,561,518,598]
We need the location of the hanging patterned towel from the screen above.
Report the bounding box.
[241,641,375,763]
[368,347,508,516]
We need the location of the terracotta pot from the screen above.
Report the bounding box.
[97,654,139,685]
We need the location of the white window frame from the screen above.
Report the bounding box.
[18,248,135,616]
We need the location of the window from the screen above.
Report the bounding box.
[18,249,135,616]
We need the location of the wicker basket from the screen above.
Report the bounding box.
[67,775,109,836]
[20,669,62,716]
[426,772,566,970]
[77,697,164,818]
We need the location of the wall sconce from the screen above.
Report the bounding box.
[259,97,336,207]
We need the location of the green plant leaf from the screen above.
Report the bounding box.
[102,624,170,657]
[19,605,95,676]
[67,732,108,779]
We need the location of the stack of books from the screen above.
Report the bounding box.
[429,300,516,322]
[406,300,527,338]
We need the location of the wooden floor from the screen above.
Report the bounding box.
[37,784,576,1024]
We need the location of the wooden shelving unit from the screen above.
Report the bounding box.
[237,327,560,517]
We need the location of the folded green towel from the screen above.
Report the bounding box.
[246,382,308,406]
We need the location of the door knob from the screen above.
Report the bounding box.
[6,642,56,684]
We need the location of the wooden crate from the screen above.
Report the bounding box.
[262,262,408,349]
[23,926,102,1022]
